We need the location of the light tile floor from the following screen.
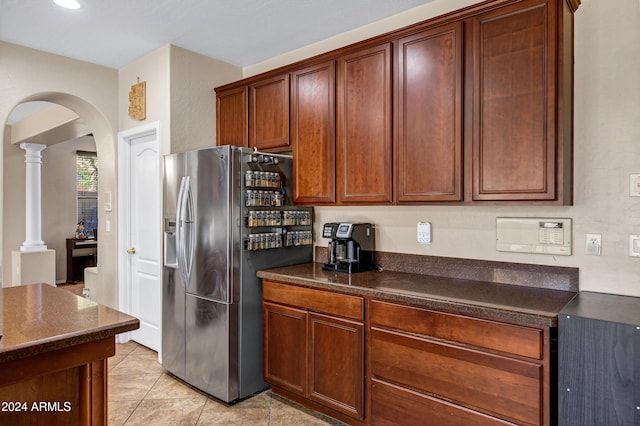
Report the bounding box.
[108,342,346,425]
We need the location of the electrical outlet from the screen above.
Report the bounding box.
[417,222,432,244]
[585,234,601,256]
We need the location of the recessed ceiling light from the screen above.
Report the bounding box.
[54,0,81,9]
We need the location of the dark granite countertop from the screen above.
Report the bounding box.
[258,262,578,327]
[0,284,140,363]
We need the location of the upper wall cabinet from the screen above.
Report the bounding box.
[396,22,464,203]
[291,61,336,204]
[216,86,248,148]
[249,74,290,151]
[466,0,573,204]
[214,0,578,206]
[337,43,393,204]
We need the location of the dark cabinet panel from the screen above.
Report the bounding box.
[309,313,364,420]
[468,0,565,202]
[337,43,393,204]
[216,86,248,147]
[291,61,336,204]
[263,301,307,395]
[396,22,464,202]
[249,74,290,151]
[558,292,640,426]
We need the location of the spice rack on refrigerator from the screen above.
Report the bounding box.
[243,159,312,252]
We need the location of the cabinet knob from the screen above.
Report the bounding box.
[126,247,136,255]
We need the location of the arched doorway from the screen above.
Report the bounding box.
[2,93,119,308]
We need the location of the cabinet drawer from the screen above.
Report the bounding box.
[371,378,516,426]
[371,328,541,425]
[263,280,364,321]
[370,299,542,359]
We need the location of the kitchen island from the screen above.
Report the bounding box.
[258,254,579,425]
[0,283,139,425]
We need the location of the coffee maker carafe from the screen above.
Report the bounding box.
[322,223,375,273]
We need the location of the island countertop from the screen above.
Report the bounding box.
[257,262,578,327]
[0,283,139,363]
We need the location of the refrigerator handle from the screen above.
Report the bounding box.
[176,176,188,287]
[183,176,195,284]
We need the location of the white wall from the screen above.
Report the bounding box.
[119,45,242,156]
[245,0,640,297]
[119,45,172,154]
[0,41,119,306]
[169,45,242,152]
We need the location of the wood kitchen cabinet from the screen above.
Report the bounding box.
[291,61,336,204]
[337,43,393,204]
[263,302,307,395]
[396,22,464,203]
[216,86,248,147]
[249,73,290,151]
[466,0,574,203]
[214,0,578,205]
[262,280,365,423]
[369,299,551,425]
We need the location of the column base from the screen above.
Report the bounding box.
[12,250,56,286]
[20,242,48,252]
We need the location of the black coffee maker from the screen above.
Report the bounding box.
[322,223,375,273]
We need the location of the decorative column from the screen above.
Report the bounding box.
[20,143,47,252]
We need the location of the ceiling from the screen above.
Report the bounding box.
[0,0,435,70]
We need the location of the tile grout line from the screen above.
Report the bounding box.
[112,344,162,426]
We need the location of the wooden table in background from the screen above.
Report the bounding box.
[66,238,98,283]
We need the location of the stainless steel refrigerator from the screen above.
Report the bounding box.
[162,146,312,403]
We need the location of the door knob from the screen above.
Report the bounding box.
[127,247,136,254]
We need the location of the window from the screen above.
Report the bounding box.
[76,151,98,238]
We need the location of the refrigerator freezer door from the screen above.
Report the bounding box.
[185,148,232,303]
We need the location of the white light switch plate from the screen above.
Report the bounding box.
[585,234,601,256]
[417,222,432,244]
[629,234,640,257]
[630,174,640,197]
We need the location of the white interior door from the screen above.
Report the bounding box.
[118,123,161,352]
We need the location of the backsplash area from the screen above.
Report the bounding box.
[315,247,579,292]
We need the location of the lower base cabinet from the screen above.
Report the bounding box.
[370,379,514,426]
[262,281,553,425]
[368,300,550,426]
[262,280,365,424]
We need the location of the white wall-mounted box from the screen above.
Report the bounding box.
[496,217,572,256]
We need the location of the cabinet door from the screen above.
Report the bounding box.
[370,327,542,425]
[309,312,364,420]
[216,86,248,147]
[263,302,307,395]
[291,61,336,204]
[468,0,559,201]
[397,22,464,202]
[249,74,290,151]
[337,43,393,204]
